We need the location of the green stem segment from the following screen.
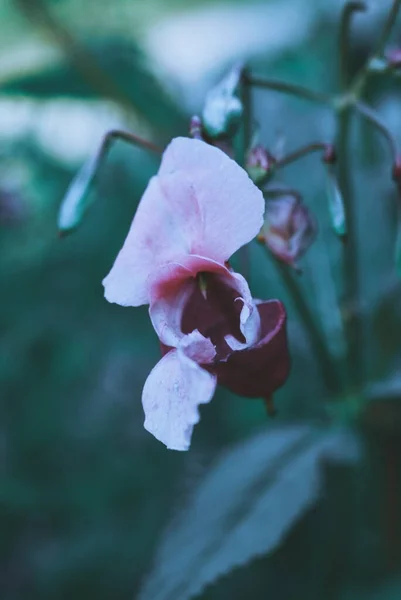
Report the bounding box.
[339,2,367,89]
[374,0,401,58]
[336,108,362,390]
[351,0,401,96]
[99,129,162,157]
[244,73,332,106]
[268,254,341,395]
[275,142,335,170]
[353,101,399,163]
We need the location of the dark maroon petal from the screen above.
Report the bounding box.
[181,272,244,358]
[209,299,290,398]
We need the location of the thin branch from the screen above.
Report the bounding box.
[374,0,401,59]
[261,248,341,396]
[339,2,367,89]
[353,101,398,162]
[336,108,362,390]
[274,142,335,170]
[351,0,401,96]
[244,73,332,106]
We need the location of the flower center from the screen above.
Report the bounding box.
[181,271,245,360]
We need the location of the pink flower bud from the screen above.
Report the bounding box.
[189,115,204,140]
[246,145,276,185]
[260,192,316,267]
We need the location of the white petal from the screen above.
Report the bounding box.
[142,350,217,451]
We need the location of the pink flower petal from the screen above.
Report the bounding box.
[159,137,265,263]
[179,330,216,364]
[222,271,261,351]
[148,255,228,347]
[102,175,196,307]
[142,350,217,451]
[103,138,264,307]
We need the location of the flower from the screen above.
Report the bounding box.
[103,137,289,450]
[260,192,316,267]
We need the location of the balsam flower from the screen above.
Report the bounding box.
[103,137,289,451]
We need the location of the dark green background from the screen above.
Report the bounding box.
[2,1,401,598]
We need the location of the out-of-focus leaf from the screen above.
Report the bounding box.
[0,39,185,135]
[139,425,360,600]
[341,578,401,600]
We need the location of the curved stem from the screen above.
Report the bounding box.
[351,0,401,97]
[374,0,401,58]
[244,73,332,106]
[275,142,334,170]
[339,2,367,89]
[353,101,399,163]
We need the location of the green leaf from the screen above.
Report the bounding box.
[0,39,185,135]
[139,425,360,600]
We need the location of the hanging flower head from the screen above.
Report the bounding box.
[103,137,289,450]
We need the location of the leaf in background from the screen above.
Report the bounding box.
[139,425,360,600]
[341,578,401,600]
[0,39,185,136]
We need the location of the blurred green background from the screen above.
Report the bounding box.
[2,0,401,598]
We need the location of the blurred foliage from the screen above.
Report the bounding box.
[2,0,401,599]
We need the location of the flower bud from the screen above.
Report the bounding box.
[202,64,243,139]
[246,145,276,185]
[260,192,316,267]
[189,115,204,140]
[326,168,346,238]
[58,150,99,235]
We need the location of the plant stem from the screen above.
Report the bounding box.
[244,73,332,106]
[267,253,341,395]
[353,101,399,163]
[240,68,252,164]
[374,0,401,58]
[351,0,401,97]
[339,2,367,89]
[101,129,162,156]
[336,108,362,391]
[275,142,333,170]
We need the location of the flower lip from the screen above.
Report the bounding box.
[210,299,289,398]
[181,270,246,360]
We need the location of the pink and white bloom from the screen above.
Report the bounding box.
[103,137,289,451]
